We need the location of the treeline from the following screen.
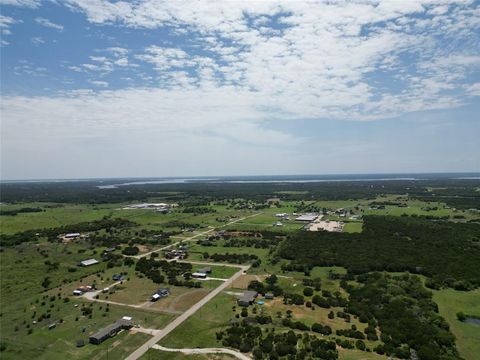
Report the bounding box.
[0,217,137,247]
[0,207,43,216]
[218,322,338,359]
[135,257,201,288]
[278,216,480,288]
[2,178,479,209]
[203,252,260,265]
[182,206,217,214]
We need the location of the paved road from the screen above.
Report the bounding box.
[125,263,249,360]
[134,212,262,259]
[152,344,252,360]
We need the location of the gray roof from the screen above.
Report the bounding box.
[90,319,132,340]
[239,290,257,303]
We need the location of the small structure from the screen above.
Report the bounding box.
[79,259,99,267]
[89,318,133,345]
[65,233,81,239]
[197,267,212,274]
[112,274,124,281]
[73,290,83,296]
[238,291,258,307]
[192,272,207,279]
[151,288,170,301]
[265,293,274,299]
[295,213,318,222]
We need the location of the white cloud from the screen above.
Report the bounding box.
[35,17,64,31]
[88,80,109,87]
[31,36,45,45]
[0,0,40,7]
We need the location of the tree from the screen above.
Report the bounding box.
[303,287,314,297]
[355,340,366,351]
[456,312,466,321]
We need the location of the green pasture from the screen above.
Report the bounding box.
[433,289,480,360]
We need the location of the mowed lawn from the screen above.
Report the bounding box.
[433,289,480,360]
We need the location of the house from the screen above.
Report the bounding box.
[192,272,207,279]
[89,318,133,345]
[151,288,170,301]
[238,291,258,307]
[275,213,288,218]
[73,290,83,296]
[198,267,212,274]
[112,274,124,281]
[265,293,274,299]
[79,259,99,267]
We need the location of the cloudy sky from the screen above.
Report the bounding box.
[1,0,479,180]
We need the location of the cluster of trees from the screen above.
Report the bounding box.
[278,216,480,288]
[344,273,461,360]
[89,228,173,249]
[248,275,284,297]
[204,252,260,265]
[223,237,280,249]
[0,207,43,216]
[0,217,137,246]
[121,246,139,256]
[218,321,338,359]
[182,206,217,214]
[135,257,201,287]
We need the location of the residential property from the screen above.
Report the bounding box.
[73,290,83,296]
[89,318,133,345]
[151,288,170,301]
[79,258,99,267]
[238,290,258,307]
[264,293,274,299]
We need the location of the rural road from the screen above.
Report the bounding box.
[124,263,250,360]
[134,212,262,259]
[152,344,252,360]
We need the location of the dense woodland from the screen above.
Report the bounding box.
[1,177,479,209]
[278,216,480,289]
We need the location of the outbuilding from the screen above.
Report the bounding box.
[192,272,207,279]
[79,259,99,267]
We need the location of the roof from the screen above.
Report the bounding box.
[65,233,80,237]
[295,214,318,222]
[239,290,257,303]
[81,259,99,266]
[90,319,132,340]
[192,272,207,277]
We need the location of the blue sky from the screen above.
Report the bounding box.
[1,0,479,180]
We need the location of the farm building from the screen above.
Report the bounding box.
[89,318,133,345]
[79,259,99,267]
[238,291,258,307]
[295,213,318,222]
[151,288,170,301]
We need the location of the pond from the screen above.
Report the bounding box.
[464,317,480,326]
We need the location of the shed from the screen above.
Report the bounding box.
[80,259,99,267]
[265,293,274,299]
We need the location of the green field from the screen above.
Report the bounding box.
[433,289,480,360]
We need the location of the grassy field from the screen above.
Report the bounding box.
[140,349,236,360]
[159,293,238,348]
[433,289,480,360]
